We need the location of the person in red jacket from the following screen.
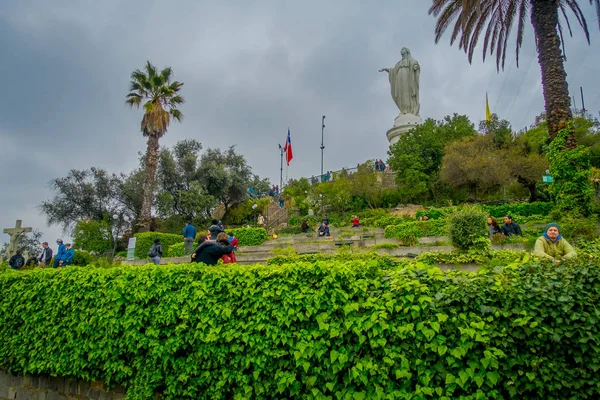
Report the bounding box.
[227,232,239,250]
[351,215,360,228]
[216,233,237,264]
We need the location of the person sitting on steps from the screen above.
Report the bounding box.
[318,222,330,237]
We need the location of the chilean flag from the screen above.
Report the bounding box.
[283,128,293,165]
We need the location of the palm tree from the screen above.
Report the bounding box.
[429,0,600,146]
[126,61,184,231]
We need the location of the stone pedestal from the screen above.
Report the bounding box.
[386,113,422,145]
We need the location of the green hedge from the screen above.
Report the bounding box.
[483,202,554,218]
[384,219,448,240]
[228,227,267,246]
[166,242,185,257]
[1,259,599,398]
[133,232,182,259]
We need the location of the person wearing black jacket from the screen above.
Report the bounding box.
[191,235,234,265]
[501,215,522,237]
[9,250,25,270]
[208,219,224,241]
[39,242,53,268]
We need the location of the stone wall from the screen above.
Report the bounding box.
[0,370,126,400]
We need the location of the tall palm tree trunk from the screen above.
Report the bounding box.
[138,134,160,232]
[530,0,576,148]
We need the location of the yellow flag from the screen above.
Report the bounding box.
[485,93,492,123]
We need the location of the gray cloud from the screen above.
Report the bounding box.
[1,0,599,248]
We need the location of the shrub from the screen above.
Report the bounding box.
[483,202,554,218]
[1,260,599,398]
[133,232,182,259]
[415,209,446,220]
[228,227,267,246]
[448,205,489,250]
[167,242,185,257]
[558,216,598,242]
[372,216,406,228]
[72,251,98,266]
[384,219,448,240]
[546,125,593,216]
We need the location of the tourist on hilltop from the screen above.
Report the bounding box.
[59,243,75,267]
[487,217,501,238]
[217,220,225,231]
[191,235,234,266]
[257,214,265,228]
[501,215,522,237]
[301,220,310,233]
[8,249,25,270]
[322,214,329,226]
[148,239,163,265]
[534,223,576,263]
[216,232,237,264]
[208,219,224,241]
[418,214,430,221]
[183,221,197,256]
[351,215,360,228]
[227,232,239,250]
[38,241,53,268]
[318,222,330,237]
[53,239,66,268]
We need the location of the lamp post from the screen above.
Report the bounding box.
[112,213,131,258]
[320,115,326,180]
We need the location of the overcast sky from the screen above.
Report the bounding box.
[1,0,599,249]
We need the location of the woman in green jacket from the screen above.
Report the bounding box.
[534,223,576,263]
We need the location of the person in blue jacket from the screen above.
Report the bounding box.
[53,239,66,268]
[60,243,75,266]
[183,221,197,256]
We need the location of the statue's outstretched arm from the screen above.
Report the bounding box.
[379,68,390,73]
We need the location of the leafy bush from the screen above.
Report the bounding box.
[133,232,182,259]
[72,251,98,266]
[482,202,554,218]
[384,219,448,240]
[372,216,406,228]
[417,249,530,265]
[415,209,446,220]
[448,206,489,250]
[228,227,267,246]
[1,259,600,398]
[72,219,113,254]
[167,242,185,257]
[558,216,598,242]
[546,125,593,216]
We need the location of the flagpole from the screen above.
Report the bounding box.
[278,144,283,189]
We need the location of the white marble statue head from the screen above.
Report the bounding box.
[401,47,411,58]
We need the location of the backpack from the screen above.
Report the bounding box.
[148,245,158,258]
[9,255,24,269]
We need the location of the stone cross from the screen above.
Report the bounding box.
[3,220,33,258]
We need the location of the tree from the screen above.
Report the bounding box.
[40,168,132,233]
[197,146,253,219]
[387,114,476,201]
[429,0,600,145]
[126,61,184,231]
[156,139,216,218]
[440,136,510,197]
[348,162,385,208]
[479,114,513,148]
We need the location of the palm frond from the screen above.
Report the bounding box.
[429,0,599,71]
